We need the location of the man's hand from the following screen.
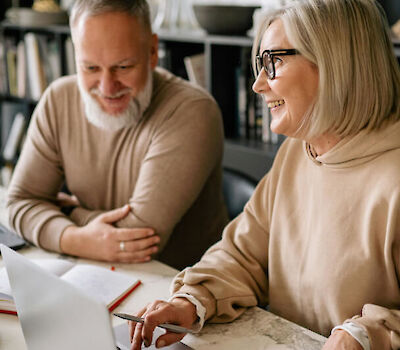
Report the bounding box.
[130,298,197,350]
[60,205,160,263]
[322,330,363,350]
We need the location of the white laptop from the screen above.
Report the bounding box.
[0,245,192,350]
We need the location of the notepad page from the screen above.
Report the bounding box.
[60,264,136,307]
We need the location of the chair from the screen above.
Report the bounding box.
[223,168,257,220]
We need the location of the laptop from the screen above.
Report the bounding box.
[0,245,192,350]
[0,223,26,252]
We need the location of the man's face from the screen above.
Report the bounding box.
[72,11,158,116]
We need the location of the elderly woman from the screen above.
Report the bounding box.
[130,0,400,349]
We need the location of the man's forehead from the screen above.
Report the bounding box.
[72,12,148,54]
[73,11,145,39]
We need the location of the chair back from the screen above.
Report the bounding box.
[223,168,257,220]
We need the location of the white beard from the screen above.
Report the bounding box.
[77,69,153,131]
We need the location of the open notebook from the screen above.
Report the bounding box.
[0,245,192,350]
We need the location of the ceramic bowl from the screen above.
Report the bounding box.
[193,4,259,36]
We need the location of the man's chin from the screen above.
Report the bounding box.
[101,108,129,117]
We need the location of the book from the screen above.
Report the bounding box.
[2,112,26,162]
[16,40,27,98]
[47,39,62,83]
[0,102,25,151]
[65,36,76,75]
[0,257,141,315]
[0,39,7,94]
[235,66,247,138]
[25,32,47,100]
[157,40,172,70]
[0,165,14,187]
[184,53,206,89]
[6,45,17,97]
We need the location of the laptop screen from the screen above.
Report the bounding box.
[1,244,116,350]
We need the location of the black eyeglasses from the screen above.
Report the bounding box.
[255,49,299,80]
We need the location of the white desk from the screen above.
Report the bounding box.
[0,187,326,349]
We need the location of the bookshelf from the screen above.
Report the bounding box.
[1,22,399,182]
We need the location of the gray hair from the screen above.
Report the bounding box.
[252,0,400,139]
[70,0,152,34]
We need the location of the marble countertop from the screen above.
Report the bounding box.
[0,187,326,349]
[184,307,325,350]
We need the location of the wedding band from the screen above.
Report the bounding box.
[119,241,125,252]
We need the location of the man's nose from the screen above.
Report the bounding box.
[98,70,119,97]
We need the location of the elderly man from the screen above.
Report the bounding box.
[7,0,228,269]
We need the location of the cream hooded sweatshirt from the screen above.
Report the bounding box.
[173,120,400,350]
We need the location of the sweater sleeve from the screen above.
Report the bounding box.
[346,192,400,350]
[70,97,225,252]
[170,175,271,322]
[7,86,73,252]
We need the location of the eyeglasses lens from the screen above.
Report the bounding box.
[265,54,275,79]
[256,56,262,75]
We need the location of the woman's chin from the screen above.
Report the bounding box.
[270,121,284,136]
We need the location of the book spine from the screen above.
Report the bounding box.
[183,53,206,89]
[2,112,26,162]
[0,309,17,316]
[16,40,26,98]
[6,46,17,97]
[157,41,171,70]
[64,37,76,75]
[25,33,46,101]
[0,37,7,94]
[236,66,247,138]
[0,164,14,187]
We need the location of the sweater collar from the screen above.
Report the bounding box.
[303,119,400,168]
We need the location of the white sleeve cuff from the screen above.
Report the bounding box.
[332,322,370,350]
[168,293,206,333]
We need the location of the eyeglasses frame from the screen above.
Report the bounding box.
[255,49,299,80]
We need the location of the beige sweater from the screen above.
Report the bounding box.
[7,68,228,269]
[173,120,400,349]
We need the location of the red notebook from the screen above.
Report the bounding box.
[0,258,141,316]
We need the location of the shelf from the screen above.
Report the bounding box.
[0,94,37,106]
[1,21,70,35]
[157,29,253,46]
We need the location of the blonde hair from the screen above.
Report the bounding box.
[253,0,400,139]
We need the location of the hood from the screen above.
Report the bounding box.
[304,119,400,168]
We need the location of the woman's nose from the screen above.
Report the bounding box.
[252,70,270,95]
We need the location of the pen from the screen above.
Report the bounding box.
[113,312,195,334]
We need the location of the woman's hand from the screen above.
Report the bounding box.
[130,298,197,350]
[322,330,363,350]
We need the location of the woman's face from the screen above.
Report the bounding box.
[253,19,319,138]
